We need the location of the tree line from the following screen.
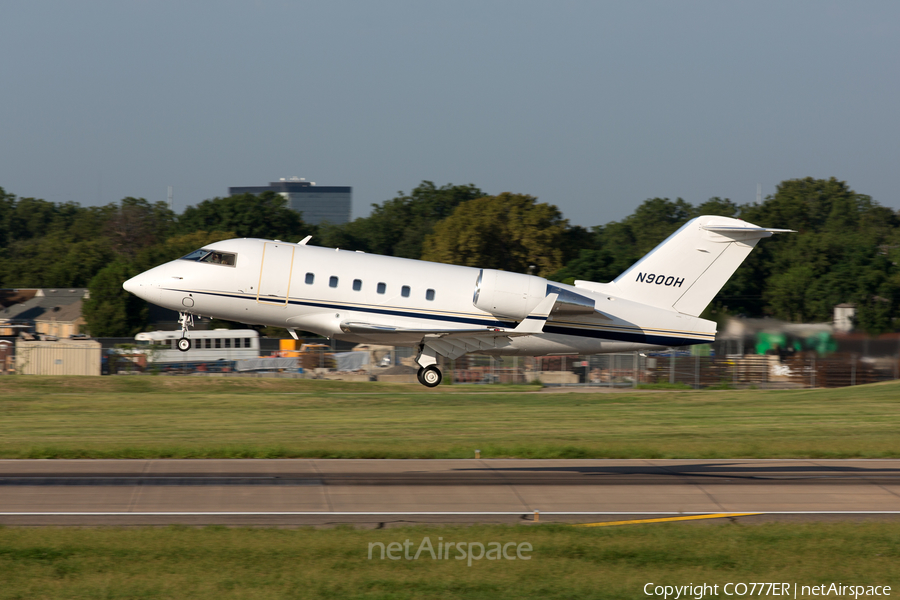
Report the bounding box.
[1,177,897,336]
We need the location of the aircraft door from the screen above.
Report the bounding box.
[257,242,295,305]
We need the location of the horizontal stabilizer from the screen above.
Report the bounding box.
[701,225,795,237]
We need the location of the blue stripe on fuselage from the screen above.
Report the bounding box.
[542,325,705,346]
[165,288,710,346]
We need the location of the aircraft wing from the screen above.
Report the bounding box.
[338,322,530,358]
[340,322,531,337]
[338,293,559,348]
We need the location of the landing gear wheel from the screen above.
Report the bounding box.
[417,366,442,388]
[177,337,191,352]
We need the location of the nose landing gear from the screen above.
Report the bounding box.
[177,312,194,353]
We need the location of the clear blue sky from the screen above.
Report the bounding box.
[2,1,898,228]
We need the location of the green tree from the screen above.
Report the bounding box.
[763,265,817,322]
[733,178,900,328]
[550,197,702,284]
[135,230,237,271]
[422,193,569,276]
[0,193,119,288]
[318,181,486,258]
[81,231,239,336]
[550,180,900,335]
[694,197,740,219]
[177,192,315,241]
[105,197,175,261]
[83,262,148,337]
[0,187,15,249]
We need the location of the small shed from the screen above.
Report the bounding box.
[15,338,102,376]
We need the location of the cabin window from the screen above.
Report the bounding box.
[353,279,362,291]
[243,338,251,348]
[205,339,211,349]
[305,273,315,285]
[377,282,386,294]
[426,289,435,301]
[224,339,231,349]
[401,285,410,298]
[215,339,222,349]
[329,276,339,288]
[194,339,203,349]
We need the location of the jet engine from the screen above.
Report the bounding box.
[472,269,548,320]
[473,269,599,320]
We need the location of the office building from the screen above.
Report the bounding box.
[229,178,352,225]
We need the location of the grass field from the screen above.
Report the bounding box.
[1,376,898,459]
[0,522,898,599]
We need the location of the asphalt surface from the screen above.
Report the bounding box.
[1,459,899,526]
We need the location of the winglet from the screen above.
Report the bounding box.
[298,235,313,245]
[513,293,558,334]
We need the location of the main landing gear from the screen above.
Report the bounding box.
[177,311,194,353]
[417,365,442,388]
[414,343,443,387]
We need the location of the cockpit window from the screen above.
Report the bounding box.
[179,248,236,266]
[180,249,210,261]
[201,251,236,266]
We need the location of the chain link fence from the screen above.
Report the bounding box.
[446,350,900,389]
[2,336,898,389]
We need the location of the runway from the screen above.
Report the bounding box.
[1,459,899,526]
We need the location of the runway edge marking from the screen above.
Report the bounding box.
[572,513,763,527]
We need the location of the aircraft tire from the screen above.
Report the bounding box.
[177,338,191,352]
[417,366,442,387]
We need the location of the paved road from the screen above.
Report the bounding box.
[1,459,899,526]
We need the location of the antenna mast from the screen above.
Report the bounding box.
[167,186,174,211]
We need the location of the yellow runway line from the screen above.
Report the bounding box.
[573,513,763,527]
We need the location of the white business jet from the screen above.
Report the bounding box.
[123,215,790,386]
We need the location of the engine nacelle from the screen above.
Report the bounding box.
[472,269,548,320]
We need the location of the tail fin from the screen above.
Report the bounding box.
[610,216,791,317]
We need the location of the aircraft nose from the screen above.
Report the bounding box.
[122,272,158,302]
[122,275,138,295]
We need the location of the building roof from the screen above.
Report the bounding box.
[0,289,38,309]
[0,289,88,323]
[34,299,85,323]
[229,181,352,194]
